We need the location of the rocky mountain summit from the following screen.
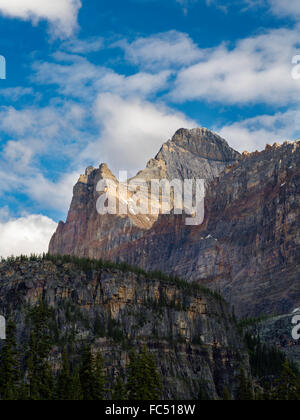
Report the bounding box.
[49,127,240,258]
[135,128,241,182]
[49,128,300,319]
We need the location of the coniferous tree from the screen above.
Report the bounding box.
[79,346,106,400]
[273,360,300,401]
[57,352,73,400]
[127,347,162,400]
[127,350,140,400]
[236,369,254,401]
[262,381,272,401]
[139,346,162,400]
[26,301,55,400]
[0,321,20,400]
[112,374,127,400]
[223,387,232,401]
[93,350,105,400]
[70,369,83,401]
[79,346,95,401]
[198,383,211,401]
[254,386,264,401]
[244,333,285,378]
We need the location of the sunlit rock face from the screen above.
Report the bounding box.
[49,127,239,257]
[49,128,300,318]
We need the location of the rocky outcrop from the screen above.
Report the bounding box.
[114,140,300,318]
[135,128,241,182]
[49,128,300,319]
[49,127,240,258]
[49,127,239,254]
[0,257,249,399]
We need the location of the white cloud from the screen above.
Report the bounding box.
[244,0,300,19]
[0,161,79,214]
[33,54,171,100]
[217,108,300,152]
[61,37,103,54]
[171,26,300,105]
[119,31,204,70]
[0,87,36,101]
[0,215,57,258]
[24,172,79,213]
[0,102,91,212]
[96,70,172,98]
[88,93,196,175]
[3,140,34,171]
[0,162,79,214]
[268,0,300,18]
[204,0,300,18]
[0,206,10,222]
[0,102,88,162]
[0,0,82,38]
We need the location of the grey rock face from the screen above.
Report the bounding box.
[0,258,249,400]
[136,127,241,182]
[49,127,240,256]
[106,141,300,319]
[49,128,300,322]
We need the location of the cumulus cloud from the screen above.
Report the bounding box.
[0,206,10,222]
[0,87,36,102]
[244,0,300,19]
[61,37,103,54]
[268,0,300,18]
[88,93,196,175]
[171,26,300,105]
[0,163,79,214]
[0,101,89,163]
[0,215,57,258]
[24,172,80,213]
[0,0,82,38]
[0,101,91,212]
[119,31,203,70]
[200,0,300,18]
[33,54,171,100]
[217,108,300,152]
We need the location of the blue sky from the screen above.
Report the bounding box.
[0,0,300,256]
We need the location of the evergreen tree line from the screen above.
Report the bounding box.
[235,332,300,400]
[232,361,300,401]
[0,253,223,301]
[0,302,162,401]
[1,300,300,400]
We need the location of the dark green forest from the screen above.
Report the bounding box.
[0,300,299,400]
[0,301,162,400]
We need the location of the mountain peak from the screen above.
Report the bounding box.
[99,163,118,181]
[169,127,240,162]
[78,163,117,185]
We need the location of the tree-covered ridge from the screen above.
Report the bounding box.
[0,255,246,399]
[0,253,224,301]
[0,258,299,400]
